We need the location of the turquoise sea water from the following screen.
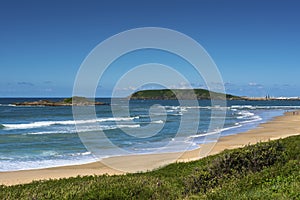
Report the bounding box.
[1,98,300,171]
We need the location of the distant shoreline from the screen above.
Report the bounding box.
[12,96,109,106]
[1,96,300,101]
[241,97,300,101]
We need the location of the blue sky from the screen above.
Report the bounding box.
[0,0,299,97]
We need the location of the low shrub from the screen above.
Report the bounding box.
[184,140,286,194]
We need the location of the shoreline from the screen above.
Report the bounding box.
[1,111,300,186]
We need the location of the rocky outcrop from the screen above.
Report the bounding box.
[13,97,109,106]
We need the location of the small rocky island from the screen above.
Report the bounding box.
[13,96,109,106]
[130,89,244,100]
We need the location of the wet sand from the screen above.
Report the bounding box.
[1,111,300,186]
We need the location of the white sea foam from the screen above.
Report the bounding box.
[3,121,58,129]
[236,110,255,119]
[234,110,262,123]
[70,151,92,157]
[25,124,141,135]
[2,116,139,130]
[0,153,97,172]
[25,131,67,135]
[97,116,139,122]
[152,120,164,124]
[231,105,254,109]
[164,106,180,110]
[117,124,140,128]
[189,125,243,139]
[239,116,262,124]
[231,105,300,110]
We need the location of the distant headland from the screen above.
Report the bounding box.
[130,89,300,101]
[13,96,109,106]
[130,89,243,100]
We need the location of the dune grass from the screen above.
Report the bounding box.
[1,135,299,199]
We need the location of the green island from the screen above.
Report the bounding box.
[130,89,300,101]
[1,135,299,199]
[130,89,244,100]
[13,96,109,106]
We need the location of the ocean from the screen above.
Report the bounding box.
[1,98,300,172]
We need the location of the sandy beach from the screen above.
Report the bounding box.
[1,111,300,186]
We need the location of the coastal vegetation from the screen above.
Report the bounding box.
[13,96,108,106]
[1,135,299,199]
[130,89,300,101]
[130,89,243,100]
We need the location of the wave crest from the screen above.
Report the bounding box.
[2,116,139,130]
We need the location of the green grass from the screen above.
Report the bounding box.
[1,135,299,199]
[62,96,92,104]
